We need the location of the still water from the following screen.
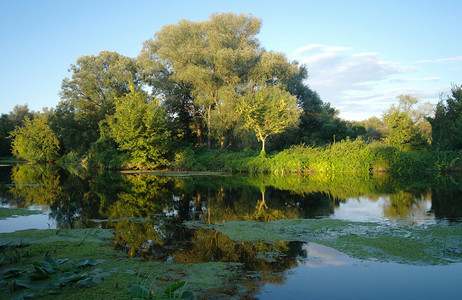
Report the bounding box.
[1,164,462,299]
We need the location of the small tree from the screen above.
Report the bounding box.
[383,110,427,151]
[108,87,171,168]
[238,86,300,154]
[10,115,60,161]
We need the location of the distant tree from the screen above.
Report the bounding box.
[237,86,300,154]
[395,94,433,142]
[383,109,427,151]
[429,84,462,150]
[381,95,431,151]
[10,114,60,161]
[108,87,171,168]
[360,116,387,141]
[0,105,35,156]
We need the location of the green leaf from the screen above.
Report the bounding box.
[47,282,61,294]
[0,256,4,264]
[13,280,44,290]
[59,272,87,284]
[39,256,59,273]
[0,267,22,279]
[73,258,105,267]
[164,281,185,296]
[77,276,96,288]
[127,282,151,299]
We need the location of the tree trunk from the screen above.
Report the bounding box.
[257,129,266,155]
[207,105,212,149]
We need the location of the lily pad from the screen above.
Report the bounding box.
[73,258,105,267]
[76,276,96,288]
[0,267,22,279]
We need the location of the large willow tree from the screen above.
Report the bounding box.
[139,13,297,149]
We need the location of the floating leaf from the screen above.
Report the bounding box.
[127,282,151,299]
[73,258,104,267]
[0,267,22,279]
[77,276,96,288]
[13,280,44,290]
[59,272,87,284]
[40,256,59,273]
[47,282,61,294]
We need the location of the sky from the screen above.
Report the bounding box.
[1,0,461,120]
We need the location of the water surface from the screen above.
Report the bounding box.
[1,164,461,298]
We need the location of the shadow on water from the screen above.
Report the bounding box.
[2,164,462,298]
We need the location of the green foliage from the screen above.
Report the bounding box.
[383,110,428,151]
[0,105,35,156]
[190,140,462,175]
[429,84,462,150]
[57,51,140,154]
[108,87,171,169]
[238,86,300,153]
[10,115,60,162]
[142,13,298,149]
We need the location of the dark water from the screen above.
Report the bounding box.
[1,164,462,299]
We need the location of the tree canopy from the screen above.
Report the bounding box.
[10,115,60,162]
[429,84,462,150]
[107,87,171,168]
[238,86,300,153]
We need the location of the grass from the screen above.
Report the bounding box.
[170,140,462,175]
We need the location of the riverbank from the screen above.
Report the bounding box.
[171,140,462,175]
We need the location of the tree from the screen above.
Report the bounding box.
[141,13,297,149]
[381,95,431,151]
[0,105,35,156]
[395,94,433,142]
[383,109,427,151]
[237,86,300,153]
[428,84,462,150]
[58,51,140,154]
[108,87,171,168]
[9,114,60,161]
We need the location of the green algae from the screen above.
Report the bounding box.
[185,219,462,265]
[0,228,256,299]
[0,228,114,246]
[0,207,43,219]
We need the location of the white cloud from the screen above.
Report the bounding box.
[417,56,462,63]
[291,44,444,121]
[389,77,441,83]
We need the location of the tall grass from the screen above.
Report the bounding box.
[175,139,462,175]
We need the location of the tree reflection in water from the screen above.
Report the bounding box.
[2,164,462,295]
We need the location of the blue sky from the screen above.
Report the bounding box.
[1,0,460,120]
